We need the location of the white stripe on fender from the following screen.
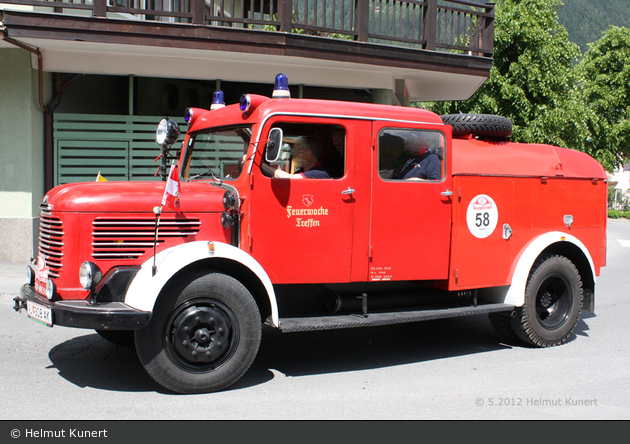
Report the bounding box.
[504,231,596,307]
[124,241,279,327]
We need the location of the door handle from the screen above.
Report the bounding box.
[342,187,355,195]
[441,190,454,196]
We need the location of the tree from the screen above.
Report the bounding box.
[577,25,630,171]
[425,0,588,154]
[557,0,630,54]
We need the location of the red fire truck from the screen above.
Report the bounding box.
[14,75,608,394]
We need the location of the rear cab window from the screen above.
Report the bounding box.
[378,128,445,182]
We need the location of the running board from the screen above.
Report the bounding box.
[277,303,515,333]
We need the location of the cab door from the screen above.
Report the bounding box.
[367,121,453,282]
[248,117,357,284]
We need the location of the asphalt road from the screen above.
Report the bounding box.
[1,220,629,421]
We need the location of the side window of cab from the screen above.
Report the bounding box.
[262,123,345,179]
[378,129,445,181]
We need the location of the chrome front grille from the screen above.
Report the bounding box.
[92,218,201,260]
[38,206,64,278]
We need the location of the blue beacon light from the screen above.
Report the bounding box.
[239,94,251,112]
[211,90,226,110]
[272,73,290,99]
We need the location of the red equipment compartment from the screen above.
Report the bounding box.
[449,137,607,291]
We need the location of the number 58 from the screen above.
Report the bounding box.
[475,212,490,227]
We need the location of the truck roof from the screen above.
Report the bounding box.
[189,96,445,132]
[254,98,445,125]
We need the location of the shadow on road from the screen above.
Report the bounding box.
[47,313,591,393]
[47,334,164,393]
[47,314,505,393]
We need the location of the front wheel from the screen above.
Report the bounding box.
[491,255,583,347]
[135,271,261,393]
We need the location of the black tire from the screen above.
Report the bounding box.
[95,329,135,346]
[488,313,521,344]
[135,271,262,394]
[440,114,512,138]
[493,255,583,347]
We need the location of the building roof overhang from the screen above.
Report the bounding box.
[0,9,493,103]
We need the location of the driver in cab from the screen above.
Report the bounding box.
[271,136,332,179]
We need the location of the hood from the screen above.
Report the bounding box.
[44,181,226,213]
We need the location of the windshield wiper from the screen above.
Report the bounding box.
[187,167,223,185]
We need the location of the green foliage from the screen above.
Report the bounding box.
[577,26,630,170]
[608,186,617,205]
[420,0,629,172]
[428,0,586,147]
[557,0,630,54]
[608,210,630,220]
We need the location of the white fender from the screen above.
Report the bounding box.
[124,241,279,327]
[503,231,596,307]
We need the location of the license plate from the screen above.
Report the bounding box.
[27,300,53,327]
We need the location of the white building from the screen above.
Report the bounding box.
[608,163,630,209]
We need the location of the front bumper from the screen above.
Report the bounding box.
[15,284,152,330]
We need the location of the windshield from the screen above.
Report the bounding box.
[182,126,252,181]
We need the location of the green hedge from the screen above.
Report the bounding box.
[608,210,630,219]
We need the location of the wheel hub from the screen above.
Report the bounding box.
[170,305,231,364]
[536,275,570,328]
[539,291,554,309]
[538,291,558,320]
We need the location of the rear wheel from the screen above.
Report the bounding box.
[135,271,261,393]
[491,255,583,347]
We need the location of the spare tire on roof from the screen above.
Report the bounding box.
[441,114,512,138]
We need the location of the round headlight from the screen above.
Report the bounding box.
[46,279,55,301]
[79,262,102,291]
[156,117,180,146]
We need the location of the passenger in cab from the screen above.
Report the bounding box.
[392,134,441,181]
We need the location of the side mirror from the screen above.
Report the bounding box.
[265,128,283,163]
